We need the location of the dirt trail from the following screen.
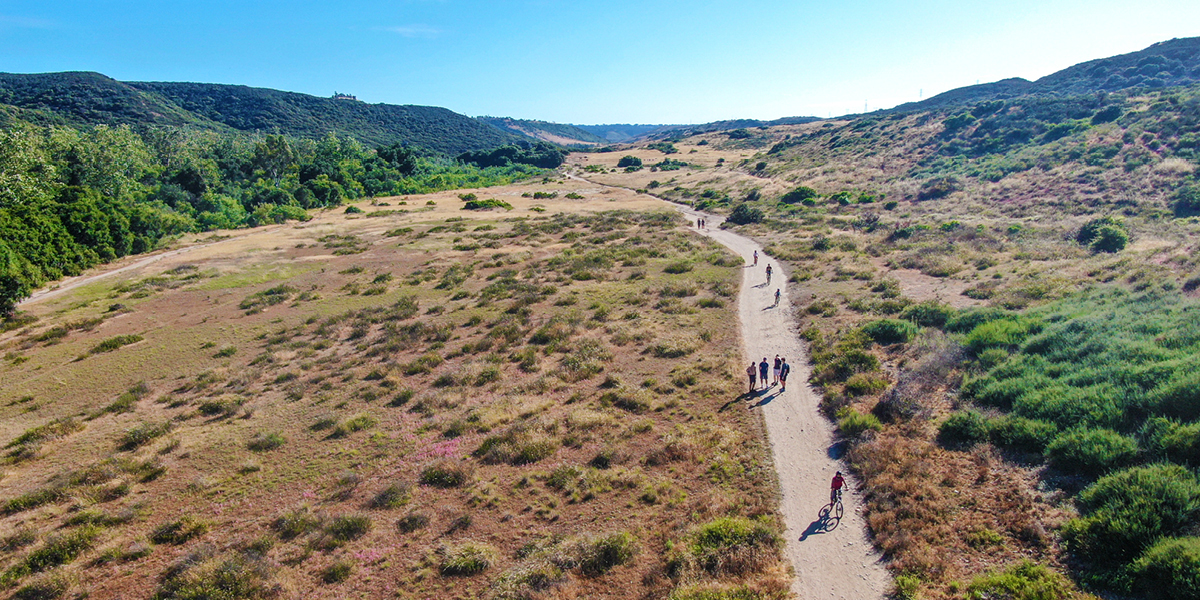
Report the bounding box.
[680,209,890,599]
[19,226,282,308]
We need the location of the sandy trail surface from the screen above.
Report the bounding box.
[680,208,891,599]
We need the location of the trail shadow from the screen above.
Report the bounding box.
[754,283,768,288]
[761,304,778,311]
[827,440,848,460]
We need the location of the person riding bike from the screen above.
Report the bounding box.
[765,264,772,284]
[831,471,846,504]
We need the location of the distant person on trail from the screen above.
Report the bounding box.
[779,358,790,391]
[752,250,759,266]
[773,288,781,307]
[831,471,846,504]
[772,355,781,384]
[765,264,773,284]
[759,357,770,388]
[746,362,757,393]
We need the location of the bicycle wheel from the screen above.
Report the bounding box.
[834,500,844,520]
[817,504,831,520]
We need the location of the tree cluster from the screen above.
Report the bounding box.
[0,123,545,315]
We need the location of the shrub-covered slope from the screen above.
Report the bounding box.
[0,72,527,153]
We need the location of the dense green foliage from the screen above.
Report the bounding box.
[0,72,528,153]
[943,288,1200,592]
[457,143,566,169]
[0,122,544,315]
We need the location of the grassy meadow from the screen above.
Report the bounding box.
[0,186,788,599]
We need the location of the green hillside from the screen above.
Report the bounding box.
[0,72,527,154]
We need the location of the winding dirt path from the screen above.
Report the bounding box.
[562,165,890,597]
[679,209,890,599]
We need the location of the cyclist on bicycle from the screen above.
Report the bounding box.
[831,471,845,504]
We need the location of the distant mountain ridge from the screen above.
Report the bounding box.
[0,72,527,154]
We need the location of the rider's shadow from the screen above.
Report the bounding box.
[799,506,841,540]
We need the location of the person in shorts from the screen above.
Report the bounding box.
[758,357,770,388]
[772,355,781,384]
[779,358,790,391]
[746,362,757,393]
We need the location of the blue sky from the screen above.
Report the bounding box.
[1,1,1199,124]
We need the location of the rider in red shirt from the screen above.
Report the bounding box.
[831,471,846,504]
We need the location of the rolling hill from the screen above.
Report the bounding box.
[0,72,527,154]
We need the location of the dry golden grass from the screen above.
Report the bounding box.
[0,187,785,599]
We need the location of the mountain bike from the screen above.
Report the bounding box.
[819,489,844,522]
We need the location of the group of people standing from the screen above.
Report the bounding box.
[747,355,790,394]
[695,217,707,229]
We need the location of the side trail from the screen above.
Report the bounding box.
[680,209,890,599]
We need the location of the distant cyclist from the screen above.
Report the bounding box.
[765,264,772,284]
[773,288,781,307]
[831,471,846,504]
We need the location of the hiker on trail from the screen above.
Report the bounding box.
[746,362,757,393]
[772,355,781,384]
[759,357,770,388]
[697,218,701,228]
[779,358,790,391]
[773,288,781,307]
[752,250,758,266]
[765,264,773,284]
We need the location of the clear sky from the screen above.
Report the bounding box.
[2,1,1199,124]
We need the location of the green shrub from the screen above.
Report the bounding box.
[1077,216,1124,245]
[118,422,172,450]
[420,460,472,487]
[272,508,321,539]
[397,513,430,533]
[1130,536,1200,599]
[21,526,99,574]
[964,560,1072,600]
[370,483,412,509]
[727,203,763,225]
[1174,184,1200,217]
[945,307,1015,333]
[440,542,497,576]
[939,411,990,448]
[663,260,693,274]
[1090,224,1129,253]
[150,516,210,545]
[577,532,638,575]
[153,548,280,600]
[12,570,72,600]
[1142,417,1200,465]
[860,319,918,345]
[617,156,642,169]
[246,431,285,451]
[669,517,779,578]
[900,301,954,328]
[837,408,882,437]
[1045,428,1138,477]
[966,319,1032,354]
[331,414,377,437]
[843,373,889,396]
[779,186,818,205]
[322,559,354,584]
[325,514,372,542]
[1150,372,1200,421]
[1062,464,1200,567]
[88,334,143,354]
[988,416,1058,454]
